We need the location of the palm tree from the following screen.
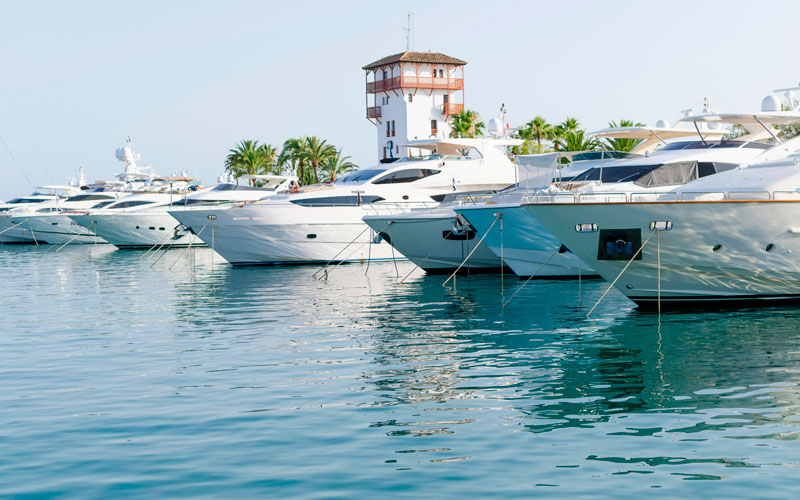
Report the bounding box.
[300,136,337,184]
[278,137,307,185]
[320,148,357,182]
[530,115,555,153]
[449,110,485,138]
[554,129,599,152]
[258,143,280,175]
[551,117,580,151]
[602,120,646,152]
[225,140,275,185]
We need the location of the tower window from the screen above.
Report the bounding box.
[391,120,395,137]
[408,93,413,103]
[431,120,438,136]
[443,94,449,104]
[382,70,388,80]
[386,121,390,138]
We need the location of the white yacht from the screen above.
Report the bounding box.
[360,150,610,273]
[169,138,521,265]
[523,108,800,306]
[7,139,162,245]
[0,186,81,243]
[69,174,296,249]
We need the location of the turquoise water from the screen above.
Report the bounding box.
[2,244,800,498]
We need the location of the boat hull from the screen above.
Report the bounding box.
[69,212,196,249]
[457,204,595,277]
[169,204,400,265]
[8,214,106,245]
[363,209,500,271]
[525,200,800,305]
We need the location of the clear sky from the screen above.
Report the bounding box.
[1,0,799,199]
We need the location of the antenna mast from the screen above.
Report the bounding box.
[403,11,414,50]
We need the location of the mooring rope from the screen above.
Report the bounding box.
[399,229,454,284]
[312,225,372,278]
[442,213,500,288]
[0,221,24,234]
[586,229,656,319]
[502,248,559,308]
[55,231,83,252]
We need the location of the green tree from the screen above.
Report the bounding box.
[449,110,485,138]
[279,137,308,185]
[302,136,337,184]
[320,148,357,182]
[225,140,277,185]
[602,119,646,152]
[554,129,599,152]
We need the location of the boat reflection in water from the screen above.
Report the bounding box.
[171,253,800,492]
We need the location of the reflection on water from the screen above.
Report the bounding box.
[1,244,799,497]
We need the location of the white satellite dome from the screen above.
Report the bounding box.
[115,146,135,162]
[486,117,503,137]
[761,95,781,112]
[655,119,670,128]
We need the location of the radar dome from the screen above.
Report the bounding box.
[486,118,503,137]
[655,119,670,128]
[115,146,135,163]
[761,95,781,112]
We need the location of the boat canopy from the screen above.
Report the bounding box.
[590,125,726,154]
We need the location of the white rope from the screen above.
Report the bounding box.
[28,221,38,246]
[502,249,559,308]
[399,229,454,284]
[169,222,207,270]
[312,225,371,278]
[55,231,83,252]
[586,230,656,319]
[442,214,500,287]
[0,221,24,235]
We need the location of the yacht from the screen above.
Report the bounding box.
[523,107,800,306]
[5,139,159,245]
[361,149,637,273]
[69,174,296,249]
[0,186,81,243]
[168,137,521,265]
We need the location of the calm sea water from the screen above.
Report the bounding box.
[1,244,800,498]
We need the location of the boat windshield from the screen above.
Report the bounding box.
[6,198,47,204]
[336,169,386,184]
[393,154,445,162]
[66,194,117,202]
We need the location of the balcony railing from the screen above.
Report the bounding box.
[367,76,464,93]
[366,106,381,119]
[441,103,464,115]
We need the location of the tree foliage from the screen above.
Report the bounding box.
[224,140,280,185]
[449,110,485,138]
[602,119,646,152]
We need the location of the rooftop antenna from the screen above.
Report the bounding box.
[403,11,414,51]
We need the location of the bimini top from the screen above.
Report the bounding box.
[681,111,800,127]
[590,125,726,154]
[403,137,522,154]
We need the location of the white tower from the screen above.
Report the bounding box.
[363,51,467,161]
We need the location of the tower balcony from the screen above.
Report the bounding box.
[366,106,381,119]
[441,103,464,115]
[367,76,464,93]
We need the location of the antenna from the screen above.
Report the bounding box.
[403,11,414,51]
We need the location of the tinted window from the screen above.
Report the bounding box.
[7,198,47,204]
[570,164,661,183]
[107,200,154,209]
[290,195,385,206]
[171,198,235,206]
[211,184,270,191]
[372,169,440,184]
[571,151,638,161]
[91,201,115,209]
[66,194,115,202]
[337,169,385,183]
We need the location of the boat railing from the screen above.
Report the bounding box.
[524,190,791,204]
[361,201,440,215]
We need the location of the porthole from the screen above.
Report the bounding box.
[149,227,155,230]
[625,285,633,289]
[159,227,165,231]
[135,225,140,229]
[51,222,58,225]
[712,244,722,252]
[306,234,317,239]
[766,243,775,252]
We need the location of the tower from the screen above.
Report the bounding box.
[363,51,466,161]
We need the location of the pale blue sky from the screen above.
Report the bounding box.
[1,0,799,198]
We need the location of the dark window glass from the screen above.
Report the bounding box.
[570,165,661,183]
[91,201,115,209]
[107,200,154,209]
[372,169,441,184]
[211,184,269,192]
[289,195,385,206]
[337,169,385,183]
[66,194,115,202]
[7,198,47,204]
[170,198,234,206]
